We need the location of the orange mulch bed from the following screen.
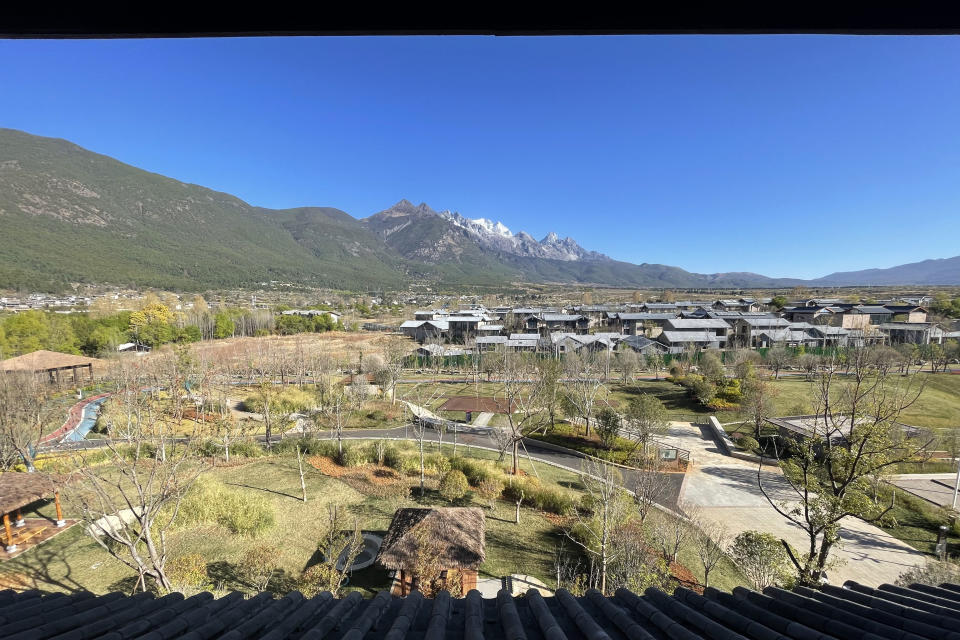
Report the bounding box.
[669,561,702,593]
[307,456,404,487]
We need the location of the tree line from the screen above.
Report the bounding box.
[0,299,345,359]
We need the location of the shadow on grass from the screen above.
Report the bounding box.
[345,565,392,595]
[0,525,91,594]
[224,482,300,501]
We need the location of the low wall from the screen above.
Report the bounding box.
[707,416,768,465]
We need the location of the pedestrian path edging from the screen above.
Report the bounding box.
[707,416,769,465]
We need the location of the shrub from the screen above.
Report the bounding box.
[706,399,740,411]
[238,544,280,593]
[449,456,496,486]
[730,530,791,590]
[383,444,404,470]
[502,478,527,504]
[896,560,960,587]
[426,452,451,475]
[179,477,275,536]
[534,486,575,515]
[342,444,370,467]
[476,477,504,508]
[735,436,759,453]
[229,440,265,458]
[398,454,421,476]
[439,470,470,501]
[167,553,210,589]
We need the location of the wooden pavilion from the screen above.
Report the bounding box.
[0,350,100,387]
[0,472,70,554]
[376,507,485,596]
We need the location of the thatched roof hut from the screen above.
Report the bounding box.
[377,507,485,571]
[0,473,69,516]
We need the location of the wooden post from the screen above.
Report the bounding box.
[3,513,15,552]
[55,490,65,527]
[14,509,24,527]
[399,569,406,596]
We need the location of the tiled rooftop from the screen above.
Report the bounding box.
[8,580,956,640]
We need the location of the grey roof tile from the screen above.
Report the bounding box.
[3,581,960,640]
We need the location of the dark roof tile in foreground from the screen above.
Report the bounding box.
[2,580,959,639]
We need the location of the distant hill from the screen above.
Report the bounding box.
[810,256,960,286]
[0,128,955,291]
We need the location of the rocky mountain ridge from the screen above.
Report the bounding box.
[1,128,957,291]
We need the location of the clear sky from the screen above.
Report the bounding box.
[1,35,958,279]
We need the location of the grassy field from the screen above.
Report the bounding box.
[727,373,960,430]
[0,443,748,596]
[609,380,711,421]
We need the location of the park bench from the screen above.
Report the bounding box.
[2,524,49,548]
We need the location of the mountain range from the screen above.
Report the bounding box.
[0,128,957,292]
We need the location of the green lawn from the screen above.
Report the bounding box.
[735,373,960,430]
[609,379,711,421]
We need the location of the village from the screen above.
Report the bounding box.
[398,296,960,355]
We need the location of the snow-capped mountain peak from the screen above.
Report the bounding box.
[435,208,603,262]
[470,217,513,238]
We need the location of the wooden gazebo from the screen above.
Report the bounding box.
[0,350,100,387]
[377,507,485,596]
[0,473,69,553]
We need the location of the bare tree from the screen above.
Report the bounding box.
[765,345,793,380]
[562,351,609,437]
[646,350,664,380]
[633,468,669,525]
[564,458,629,594]
[651,509,690,567]
[0,370,59,471]
[494,353,547,475]
[740,377,779,441]
[69,398,205,592]
[693,518,729,588]
[320,385,351,457]
[297,445,308,502]
[205,384,253,463]
[534,357,564,434]
[381,336,411,404]
[299,504,364,597]
[402,382,447,495]
[616,345,639,385]
[758,346,931,586]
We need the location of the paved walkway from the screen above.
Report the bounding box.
[889,472,959,509]
[472,412,494,427]
[664,422,926,587]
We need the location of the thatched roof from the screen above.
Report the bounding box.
[376,507,485,570]
[0,472,70,515]
[0,350,99,373]
[438,396,514,414]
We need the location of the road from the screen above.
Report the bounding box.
[659,422,926,587]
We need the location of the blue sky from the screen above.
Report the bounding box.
[1,36,958,279]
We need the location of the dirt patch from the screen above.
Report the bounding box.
[541,512,571,528]
[669,561,702,593]
[0,572,32,590]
